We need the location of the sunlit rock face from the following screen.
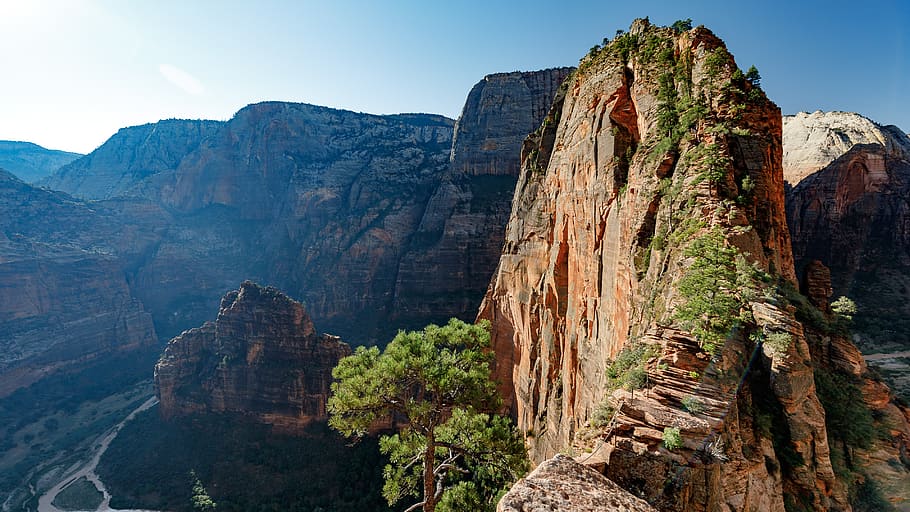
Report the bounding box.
[155,281,350,432]
[785,112,910,359]
[782,110,910,187]
[482,19,861,511]
[497,454,657,512]
[36,68,572,345]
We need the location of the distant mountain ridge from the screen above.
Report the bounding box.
[0,140,81,183]
[782,110,910,186]
[39,119,224,199]
[31,70,570,344]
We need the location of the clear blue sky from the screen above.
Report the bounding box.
[0,0,907,154]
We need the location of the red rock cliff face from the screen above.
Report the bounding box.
[786,115,910,361]
[393,68,573,331]
[0,170,157,396]
[154,281,350,432]
[449,69,575,177]
[482,20,848,511]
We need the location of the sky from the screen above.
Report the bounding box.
[0,0,907,154]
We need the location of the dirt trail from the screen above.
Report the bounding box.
[37,396,160,512]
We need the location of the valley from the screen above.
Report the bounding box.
[1,12,909,512]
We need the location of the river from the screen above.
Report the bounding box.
[36,396,160,512]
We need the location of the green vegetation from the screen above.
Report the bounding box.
[98,409,389,512]
[671,18,693,33]
[589,400,615,429]
[831,296,857,331]
[606,343,657,391]
[0,349,158,507]
[190,471,216,511]
[662,427,682,450]
[815,369,875,450]
[328,319,528,512]
[703,47,732,79]
[674,229,765,354]
[51,477,103,511]
[758,331,793,354]
[744,65,761,87]
[851,476,896,512]
[681,395,703,414]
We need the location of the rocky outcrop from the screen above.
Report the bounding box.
[393,68,573,331]
[145,103,456,342]
[782,111,910,186]
[0,141,81,183]
[799,261,910,509]
[40,119,223,200]
[482,19,849,511]
[786,116,910,363]
[154,281,350,431]
[450,68,575,177]
[0,170,156,395]
[497,454,657,512]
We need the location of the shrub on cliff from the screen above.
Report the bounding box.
[328,319,528,512]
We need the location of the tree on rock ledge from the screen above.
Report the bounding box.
[328,318,528,512]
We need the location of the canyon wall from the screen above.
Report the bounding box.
[36,70,570,344]
[782,111,910,186]
[40,119,224,200]
[393,68,573,331]
[0,170,156,396]
[155,281,350,431]
[785,112,910,412]
[0,141,81,183]
[481,19,894,511]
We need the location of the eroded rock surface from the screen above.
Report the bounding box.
[0,170,156,395]
[497,454,656,512]
[782,111,910,186]
[786,114,910,373]
[450,68,574,177]
[155,281,350,431]
[482,19,850,511]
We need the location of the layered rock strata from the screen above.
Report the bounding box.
[782,111,910,186]
[450,68,575,177]
[0,170,156,395]
[482,19,861,511]
[37,71,570,344]
[393,68,573,331]
[786,114,910,354]
[155,281,350,431]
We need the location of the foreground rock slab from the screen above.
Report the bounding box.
[498,454,656,512]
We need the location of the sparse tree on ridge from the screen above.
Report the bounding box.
[327,318,528,512]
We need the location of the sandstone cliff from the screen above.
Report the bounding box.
[40,119,223,200]
[782,111,910,186]
[785,114,910,354]
[450,69,576,177]
[482,19,864,511]
[0,170,157,396]
[155,281,350,431]
[393,68,573,331]
[36,74,569,344]
[0,141,81,183]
